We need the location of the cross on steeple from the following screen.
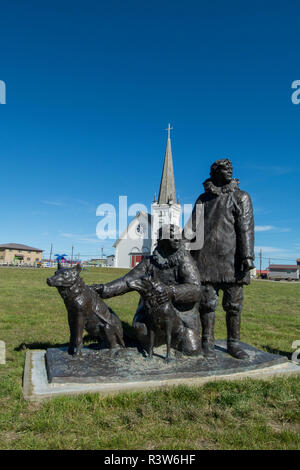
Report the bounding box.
[165,123,173,140]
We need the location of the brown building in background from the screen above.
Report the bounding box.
[0,243,43,266]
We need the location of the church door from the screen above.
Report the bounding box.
[131,255,143,267]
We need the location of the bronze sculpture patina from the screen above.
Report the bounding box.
[126,277,185,362]
[47,262,125,356]
[42,156,295,392]
[91,225,202,361]
[189,158,254,359]
[46,160,254,367]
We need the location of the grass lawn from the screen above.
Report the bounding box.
[0,267,299,450]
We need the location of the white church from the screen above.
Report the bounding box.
[113,125,181,268]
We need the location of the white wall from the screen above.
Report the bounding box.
[151,202,181,252]
[114,214,152,268]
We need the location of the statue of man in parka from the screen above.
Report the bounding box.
[188,158,255,359]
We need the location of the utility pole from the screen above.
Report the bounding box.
[260,248,262,277]
[49,243,53,265]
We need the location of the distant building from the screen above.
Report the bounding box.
[0,243,43,266]
[268,264,299,280]
[89,258,107,267]
[114,125,181,268]
[106,254,115,267]
[41,259,56,268]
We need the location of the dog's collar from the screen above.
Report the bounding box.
[70,278,85,291]
[59,277,85,294]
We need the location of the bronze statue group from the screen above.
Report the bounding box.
[48,159,255,363]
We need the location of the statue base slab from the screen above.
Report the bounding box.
[23,341,300,401]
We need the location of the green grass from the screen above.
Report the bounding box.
[0,267,300,449]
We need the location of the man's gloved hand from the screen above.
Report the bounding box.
[152,282,173,305]
[241,258,255,272]
[89,284,105,297]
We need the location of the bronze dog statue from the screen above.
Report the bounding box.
[47,263,125,356]
[127,277,183,362]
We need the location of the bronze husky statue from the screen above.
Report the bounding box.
[47,263,124,356]
[127,277,183,362]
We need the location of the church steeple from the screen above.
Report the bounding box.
[158,123,176,205]
[151,123,181,253]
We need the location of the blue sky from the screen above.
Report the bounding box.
[0,0,300,267]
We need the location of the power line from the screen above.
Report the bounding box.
[44,252,298,260]
[41,250,299,263]
[254,254,299,262]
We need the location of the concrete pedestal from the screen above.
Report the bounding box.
[23,341,300,401]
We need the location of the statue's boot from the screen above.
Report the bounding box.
[200,311,216,358]
[226,310,249,360]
